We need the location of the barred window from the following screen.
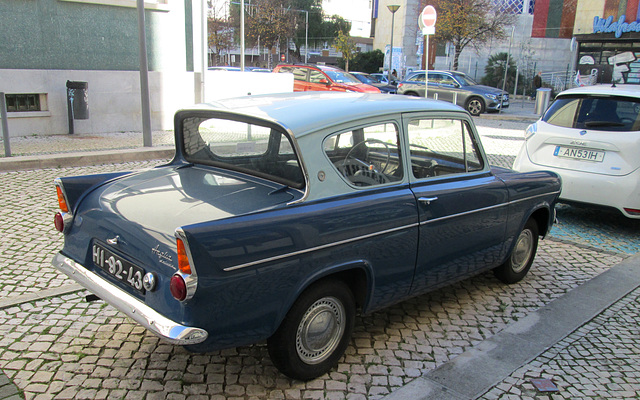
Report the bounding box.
[5,94,41,112]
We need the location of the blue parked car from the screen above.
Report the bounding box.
[52,92,561,380]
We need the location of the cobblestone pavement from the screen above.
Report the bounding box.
[481,286,640,399]
[0,114,638,400]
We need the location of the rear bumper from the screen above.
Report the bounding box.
[52,253,209,345]
[513,147,640,219]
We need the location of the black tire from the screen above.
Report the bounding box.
[267,279,355,381]
[465,97,485,116]
[494,219,539,284]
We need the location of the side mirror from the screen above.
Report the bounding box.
[319,78,329,84]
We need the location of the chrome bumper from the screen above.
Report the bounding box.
[52,253,208,345]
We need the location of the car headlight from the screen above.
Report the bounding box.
[524,122,537,140]
[484,93,498,100]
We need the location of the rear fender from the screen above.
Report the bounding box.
[270,260,374,333]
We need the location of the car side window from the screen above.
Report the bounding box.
[309,70,327,84]
[292,67,308,82]
[324,122,403,187]
[411,73,425,82]
[408,118,483,179]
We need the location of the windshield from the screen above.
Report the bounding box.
[543,95,640,131]
[354,74,376,84]
[323,70,361,84]
[181,115,305,188]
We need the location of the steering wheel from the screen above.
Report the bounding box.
[338,139,392,186]
[344,139,391,173]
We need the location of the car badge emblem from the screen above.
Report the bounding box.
[106,235,120,245]
[579,130,587,136]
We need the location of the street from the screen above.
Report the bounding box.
[0,118,638,399]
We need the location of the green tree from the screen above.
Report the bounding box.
[338,50,384,73]
[432,0,516,70]
[334,31,357,71]
[481,52,522,93]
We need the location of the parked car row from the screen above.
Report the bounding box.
[211,64,508,116]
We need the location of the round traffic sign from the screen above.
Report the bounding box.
[421,5,437,28]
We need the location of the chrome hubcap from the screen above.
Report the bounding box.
[511,229,534,273]
[296,297,345,365]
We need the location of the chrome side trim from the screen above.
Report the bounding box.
[223,190,561,273]
[52,253,208,345]
[223,222,420,272]
[420,190,561,226]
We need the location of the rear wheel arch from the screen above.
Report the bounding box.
[529,207,551,237]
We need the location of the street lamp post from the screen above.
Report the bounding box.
[387,5,400,80]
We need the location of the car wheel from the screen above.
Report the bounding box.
[267,279,355,381]
[494,218,539,284]
[405,92,420,97]
[465,97,484,116]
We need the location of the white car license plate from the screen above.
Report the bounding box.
[553,146,605,162]
[92,242,145,293]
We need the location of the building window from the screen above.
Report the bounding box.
[5,94,42,112]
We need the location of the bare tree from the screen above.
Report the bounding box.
[431,0,516,70]
[208,1,234,66]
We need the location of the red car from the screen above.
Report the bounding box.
[274,64,380,93]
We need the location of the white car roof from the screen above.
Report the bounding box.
[558,84,640,98]
[188,92,465,138]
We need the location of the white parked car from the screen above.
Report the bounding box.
[513,84,640,218]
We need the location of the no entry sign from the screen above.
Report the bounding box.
[421,5,437,28]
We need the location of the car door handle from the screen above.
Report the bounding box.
[418,196,438,205]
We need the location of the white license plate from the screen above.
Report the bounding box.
[553,146,605,162]
[92,242,145,293]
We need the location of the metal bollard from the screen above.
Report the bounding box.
[535,88,552,115]
[0,92,10,157]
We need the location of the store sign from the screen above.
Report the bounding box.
[593,14,640,38]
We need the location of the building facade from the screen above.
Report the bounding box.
[1,0,207,137]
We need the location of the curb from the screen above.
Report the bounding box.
[382,253,640,400]
[0,147,174,172]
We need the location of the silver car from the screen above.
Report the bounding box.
[397,70,509,116]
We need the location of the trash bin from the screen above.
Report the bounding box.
[534,88,551,115]
[66,81,89,120]
[66,81,88,134]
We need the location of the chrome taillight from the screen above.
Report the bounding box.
[172,228,198,302]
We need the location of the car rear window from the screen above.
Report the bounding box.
[181,116,304,189]
[543,95,640,131]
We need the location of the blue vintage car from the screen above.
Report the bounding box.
[52,92,561,380]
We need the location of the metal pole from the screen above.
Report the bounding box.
[425,34,429,99]
[0,93,10,157]
[241,0,245,70]
[202,0,207,95]
[500,26,514,113]
[136,0,152,147]
[305,11,308,63]
[389,16,395,75]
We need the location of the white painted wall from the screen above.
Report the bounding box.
[0,69,293,137]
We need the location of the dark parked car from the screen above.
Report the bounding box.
[351,71,397,93]
[397,70,509,116]
[273,64,380,93]
[53,92,560,381]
